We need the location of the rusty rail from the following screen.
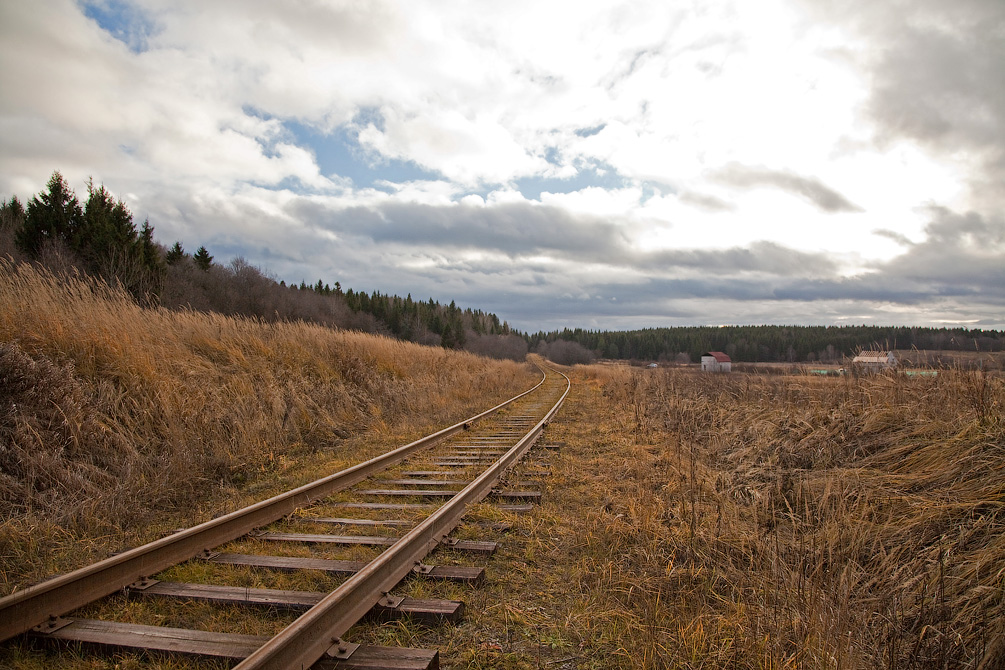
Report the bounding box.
[235,366,570,669]
[0,368,550,643]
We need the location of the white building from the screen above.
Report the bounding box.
[701,351,732,372]
[852,350,897,371]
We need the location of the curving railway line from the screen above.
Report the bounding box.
[0,364,570,669]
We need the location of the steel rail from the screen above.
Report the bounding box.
[234,367,570,670]
[0,369,548,643]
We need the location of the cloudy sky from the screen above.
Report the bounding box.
[2,0,1003,331]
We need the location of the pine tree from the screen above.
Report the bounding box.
[0,196,25,231]
[79,179,136,272]
[193,245,213,271]
[124,219,165,302]
[16,171,83,257]
[137,220,162,272]
[165,241,186,265]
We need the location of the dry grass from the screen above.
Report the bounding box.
[523,365,1003,669]
[0,259,536,594]
[412,363,1002,669]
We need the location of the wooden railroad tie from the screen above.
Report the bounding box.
[254,532,499,554]
[302,518,512,533]
[378,478,540,487]
[30,619,439,669]
[128,580,464,624]
[205,552,485,583]
[355,488,541,502]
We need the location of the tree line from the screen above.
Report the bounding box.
[1,171,526,360]
[3,172,165,302]
[525,324,1004,364]
[4,171,1001,367]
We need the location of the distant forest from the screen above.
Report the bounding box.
[527,325,1003,365]
[2,171,1002,366]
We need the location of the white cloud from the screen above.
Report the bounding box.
[0,0,1002,329]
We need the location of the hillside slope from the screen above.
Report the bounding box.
[0,259,537,593]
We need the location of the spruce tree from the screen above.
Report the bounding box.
[193,245,213,271]
[17,171,83,257]
[79,179,136,273]
[165,241,186,265]
[137,220,162,273]
[0,196,25,231]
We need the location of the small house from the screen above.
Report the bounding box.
[852,350,897,371]
[701,351,731,372]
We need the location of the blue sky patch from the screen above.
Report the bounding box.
[81,0,155,53]
[574,124,607,138]
[515,161,629,199]
[284,118,441,189]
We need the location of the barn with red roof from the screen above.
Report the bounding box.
[701,351,732,372]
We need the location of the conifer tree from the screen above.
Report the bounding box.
[79,179,136,272]
[165,241,186,265]
[193,245,213,271]
[0,196,25,231]
[137,220,163,273]
[16,171,83,256]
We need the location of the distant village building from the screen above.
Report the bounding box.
[852,350,897,371]
[701,351,732,372]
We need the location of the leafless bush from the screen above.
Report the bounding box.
[0,341,133,521]
[160,256,380,331]
[537,338,595,365]
[465,333,528,361]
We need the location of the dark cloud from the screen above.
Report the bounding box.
[678,190,735,212]
[283,197,1003,305]
[797,0,1005,206]
[352,202,1002,328]
[874,207,1005,291]
[714,163,863,213]
[872,228,914,247]
[288,200,631,258]
[635,242,837,276]
[866,3,1004,154]
[284,198,843,281]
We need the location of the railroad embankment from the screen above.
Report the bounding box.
[0,259,536,594]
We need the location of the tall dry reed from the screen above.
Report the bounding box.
[583,365,1003,669]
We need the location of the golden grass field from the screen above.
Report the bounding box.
[1,258,1003,669]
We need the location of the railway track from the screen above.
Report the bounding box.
[0,364,570,669]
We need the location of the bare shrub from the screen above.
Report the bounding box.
[465,333,528,361]
[159,255,384,333]
[537,338,596,365]
[0,342,131,520]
